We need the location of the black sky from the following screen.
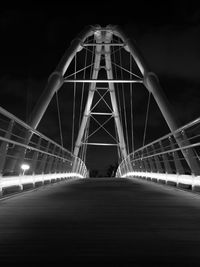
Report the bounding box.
[0,0,200,174]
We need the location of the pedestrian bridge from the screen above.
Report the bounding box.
[0,25,200,266]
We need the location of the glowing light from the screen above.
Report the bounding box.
[21,164,30,171]
[121,171,200,187]
[0,172,85,190]
[94,30,101,38]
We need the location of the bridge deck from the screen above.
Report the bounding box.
[1,178,200,266]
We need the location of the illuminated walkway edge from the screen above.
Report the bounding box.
[0,172,84,196]
[123,172,200,189]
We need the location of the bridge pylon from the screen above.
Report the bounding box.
[73,28,127,162]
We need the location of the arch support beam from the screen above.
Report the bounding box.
[113,25,200,175]
[29,26,94,130]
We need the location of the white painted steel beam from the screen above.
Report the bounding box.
[82,43,124,47]
[104,30,127,159]
[82,143,118,146]
[112,25,200,175]
[29,26,94,130]
[73,33,103,158]
[64,79,143,83]
[90,112,113,116]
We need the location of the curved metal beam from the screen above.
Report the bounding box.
[29,25,94,130]
[112,25,200,175]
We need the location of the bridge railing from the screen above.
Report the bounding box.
[116,117,200,190]
[0,106,87,196]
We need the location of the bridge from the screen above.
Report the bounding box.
[1,25,200,266]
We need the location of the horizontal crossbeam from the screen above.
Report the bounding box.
[90,112,113,116]
[82,43,125,47]
[64,79,143,83]
[82,142,119,146]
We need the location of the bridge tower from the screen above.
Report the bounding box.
[73,28,127,161]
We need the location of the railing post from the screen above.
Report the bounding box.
[62,151,71,173]
[121,160,125,176]
[169,136,184,174]
[143,148,153,172]
[52,147,61,173]
[125,158,130,174]
[60,151,65,173]
[45,145,56,174]
[151,145,163,173]
[136,152,144,172]
[0,119,15,175]
[146,147,156,172]
[142,149,150,172]
[12,129,31,175]
[38,142,50,174]
[31,137,42,175]
[159,141,172,173]
[58,149,64,173]
[178,130,200,175]
[134,159,139,172]
[140,158,146,172]
[125,156,131,173]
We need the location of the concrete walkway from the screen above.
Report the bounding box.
[1,177,200,266]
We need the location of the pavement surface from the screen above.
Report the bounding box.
[1,177,200,266]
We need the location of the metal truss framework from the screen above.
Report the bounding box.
[73,29,127,160]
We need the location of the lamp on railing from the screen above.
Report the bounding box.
[21,163,30,175]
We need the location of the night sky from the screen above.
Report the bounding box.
[0,0,200,175]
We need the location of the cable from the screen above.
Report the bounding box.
[119,48,129,155]
[71,54,77,153]
[142,91,151,147]
[111,61,143,80]
[114,119,121,162]
[89,44,95,78]
[79,48,88,128]
[81,38,95,161]
[85,116,116,142]
[56,91,64,147]
[64,62,94,80]
[112,46,123,133]
[82,116,90,163]
[130,53,134,153]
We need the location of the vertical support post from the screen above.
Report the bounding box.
[51,147,60,173]
[12,129,31,175]
[151,145,163,173]
[45,145,56,174]
[38,142,50,175]
[0,119,14,196]
[142,150,150,172]
[0,119,14,175]
[169,136,184,174]
[159,141,172,173]
[146,147,156,172]
[58,149,64,173]
[31,137,42,175]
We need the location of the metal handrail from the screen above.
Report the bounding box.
[0,106,88,193]
[133,117,200,155]
[0,136,72,163]
[116,117,200,187]
[0,106,73,156]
